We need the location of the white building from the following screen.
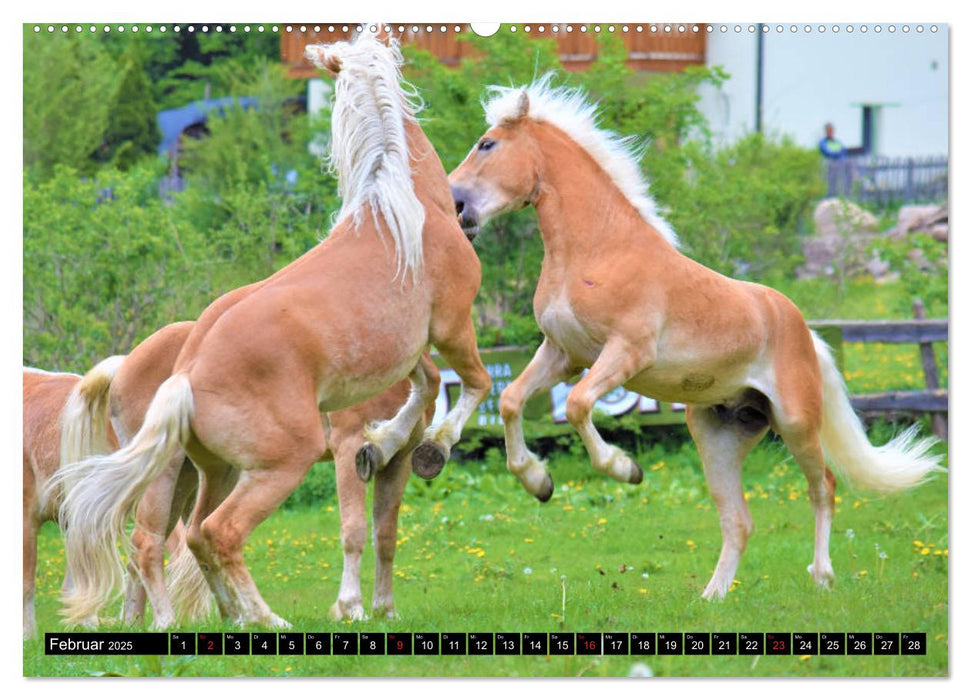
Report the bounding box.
[697,26,949,158]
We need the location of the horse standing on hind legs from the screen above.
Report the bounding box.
[49,34,490,628]
[447,76,944,599]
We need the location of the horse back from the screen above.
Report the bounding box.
[23,369,80,489]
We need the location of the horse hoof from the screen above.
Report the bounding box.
[412,441,447,480]
[629,460,644,485]
[536,474,554,503]
[355,443,383,482]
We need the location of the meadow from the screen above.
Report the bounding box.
[23,274,950,678]
[24,421,948,678]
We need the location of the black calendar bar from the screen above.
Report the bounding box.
[44,633,168,655]
[40,631,929,656]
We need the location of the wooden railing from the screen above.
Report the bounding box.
[811,300,948,438]
[281,24,708,79]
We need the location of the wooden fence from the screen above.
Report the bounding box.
[812,300,948,438]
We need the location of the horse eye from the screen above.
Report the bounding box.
[477,138,496,152]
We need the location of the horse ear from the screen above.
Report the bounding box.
[305,44,343,76]
[515,90,530,119]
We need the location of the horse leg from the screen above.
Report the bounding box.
[371,420,422,619]
[124,452,184,628]
[686,403,769,599]
[329,438,368,621]
[23,506,39,639]
[565,341,650,484]
[356,361,434,482]
[769,341,837,588]
[189,448,319,627]
[183,461,238,621]
[166,462,217,624]
[772,411,836,588]
[499,339,574,501]
[413,317,491,478]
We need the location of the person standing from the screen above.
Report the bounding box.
[819,123,847,159]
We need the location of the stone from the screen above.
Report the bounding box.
[897,204,947,235]
[813,198,880,236]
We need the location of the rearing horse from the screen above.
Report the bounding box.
[448,76,943,599]
[49,35,490,628]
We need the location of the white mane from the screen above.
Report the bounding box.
[483,75,679,248]
[306,35,426,278]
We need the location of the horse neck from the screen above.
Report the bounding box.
[405,120,454,225]
[531,124,673,266]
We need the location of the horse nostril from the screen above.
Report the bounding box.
[455,200,465,216]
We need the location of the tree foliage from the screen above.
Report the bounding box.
[23,29,120,176]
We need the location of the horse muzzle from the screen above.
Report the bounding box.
[450,186,480,241]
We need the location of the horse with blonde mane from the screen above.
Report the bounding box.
[64,317,440,627]
[50,34,489,628]
[448,76,943,599]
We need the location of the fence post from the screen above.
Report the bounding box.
[912,298,947,439]
[905,157,915,203]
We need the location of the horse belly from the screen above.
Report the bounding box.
[626,350,761,406]
[315,358,419,414]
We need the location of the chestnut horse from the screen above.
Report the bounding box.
[64,318,439,627]
[50,35,489,627]
[23,367,88,638]
[448,76,943,599]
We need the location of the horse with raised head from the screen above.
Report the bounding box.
[65,316,440,626]
[447,76,943,599]
[49,34,489,628]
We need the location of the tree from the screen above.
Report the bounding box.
[23,28,120,177]
[99,47,161,169]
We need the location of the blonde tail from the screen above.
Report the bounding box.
[813,333,945,492]
[49,355,126,514]
[166,532,213,623]
[47,373,194,625]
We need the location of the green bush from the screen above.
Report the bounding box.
[282,461,337,510]
[662,133,826,278]
[23,162,213,371]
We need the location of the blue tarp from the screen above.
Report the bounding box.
[157,97,257,155]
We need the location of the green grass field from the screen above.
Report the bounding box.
[23,277,948,678]
[24,428,948,678]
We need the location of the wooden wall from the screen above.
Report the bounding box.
[282,24,707,79]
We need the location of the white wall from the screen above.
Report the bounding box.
[697,28,949,158]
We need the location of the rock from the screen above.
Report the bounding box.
[864,256,891,279]
[907,248,934,271]
[813,198,880,236]
[897,204,947,233]
[796,231,877,279]
[928,223,949,243]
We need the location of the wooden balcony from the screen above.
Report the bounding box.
[282,24,708,79]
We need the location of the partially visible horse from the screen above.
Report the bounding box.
[22,366,113,638]
[50,34,489,628]
[65,318,440,627]
[447,76,943,599]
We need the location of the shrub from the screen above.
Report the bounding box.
[661,133,826,278]
[23,162,212,371]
